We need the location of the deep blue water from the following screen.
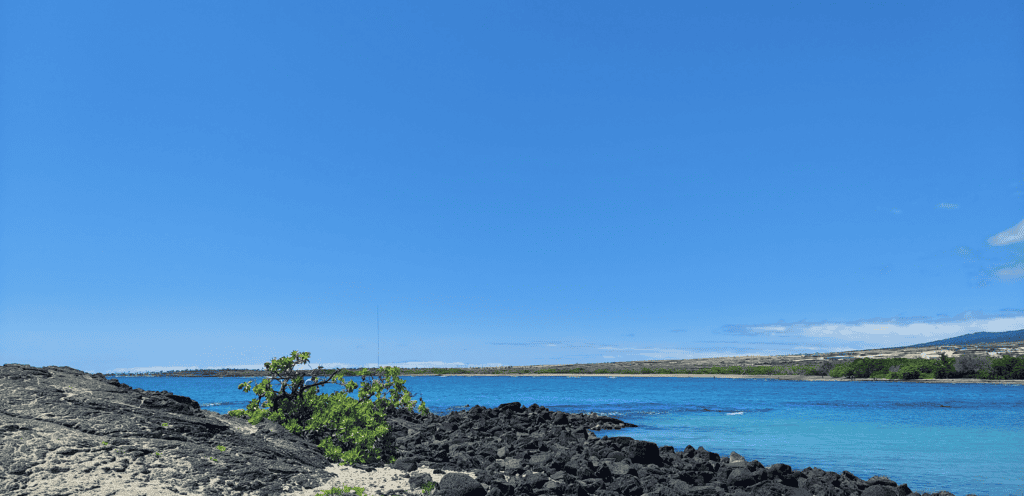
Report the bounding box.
[113,375,1024,496]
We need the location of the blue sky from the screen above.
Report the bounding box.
[1,2,1022,374]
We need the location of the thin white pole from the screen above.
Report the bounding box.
[377,306,380,371]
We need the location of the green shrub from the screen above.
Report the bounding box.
[828,360,860,378]
[314,486,366,496]
[934,353,956,379]
[227,351,431,466]
[898,366,921,380]
[830,357,949,379]
[989,355,1024,380]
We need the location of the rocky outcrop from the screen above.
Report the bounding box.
[0,363,339,495]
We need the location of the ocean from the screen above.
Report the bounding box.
[112,375,1024,496]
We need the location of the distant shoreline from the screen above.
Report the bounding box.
[419,373,1024,384]
[108,371,1024,384]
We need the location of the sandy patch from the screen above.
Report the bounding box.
[285,462,505,496]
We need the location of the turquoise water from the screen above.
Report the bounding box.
[113,375,1024,496]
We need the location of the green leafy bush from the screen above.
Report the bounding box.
[933,353,956,379]
[892,362,928,380]
[989,355,1024,379]
[829,358,890,378]
[314,486,366,496]
[227,351,431,466]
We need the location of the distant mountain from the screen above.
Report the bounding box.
[904,329,1024,348]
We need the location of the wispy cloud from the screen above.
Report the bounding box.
[994,266,1024,281]
[723,310,1024,349]
[988,219,1024,246]
[747,325,787,334]
[978,220,1024,284]
[936,203,959,209]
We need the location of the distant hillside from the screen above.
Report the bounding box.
[904,329,1024,348]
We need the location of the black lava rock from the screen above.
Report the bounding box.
[365,401,965,496]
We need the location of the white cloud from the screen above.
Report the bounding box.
[750,326,786,333]
[937,203,959,209]
[727,311,1024,350]
[988,219,1024,246]
[995,266,1024,281]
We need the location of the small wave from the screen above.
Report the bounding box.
[726,412,744,415]
[202,402,225,407]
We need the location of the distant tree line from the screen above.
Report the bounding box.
[827,353,1024,380]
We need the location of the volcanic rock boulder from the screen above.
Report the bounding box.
[368,402,965,496]
[0,363,340,496]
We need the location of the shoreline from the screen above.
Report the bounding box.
[110,373,1024,384]
[419,373,1024,384]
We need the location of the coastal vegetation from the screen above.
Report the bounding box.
[826,353,1024,380]
[221,353,442,496]
[225,351,431,466]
